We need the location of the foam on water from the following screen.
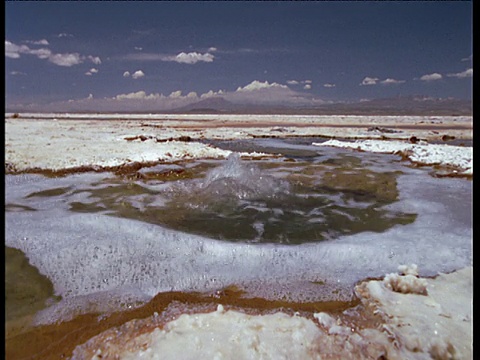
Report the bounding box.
[5,152,472,324]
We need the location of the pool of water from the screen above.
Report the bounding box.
[5,138,472,328]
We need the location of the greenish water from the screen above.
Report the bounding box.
[19,152,415,244]
[5,247,58,322]
[5,140,419,325]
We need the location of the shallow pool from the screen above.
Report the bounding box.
[5,138,472,329]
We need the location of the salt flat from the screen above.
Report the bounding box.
[5,113,472,174]
[5,113,472,360]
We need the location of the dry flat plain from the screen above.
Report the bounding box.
[5,113,473,359]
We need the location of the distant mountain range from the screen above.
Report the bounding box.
[174,95,472,116]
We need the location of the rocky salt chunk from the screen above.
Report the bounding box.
[355,266,472,359]
[383,264,428,295]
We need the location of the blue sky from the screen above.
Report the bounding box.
[5,1,472,112]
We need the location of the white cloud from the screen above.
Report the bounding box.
[28,48,52,59]
[85,68,99,76]
[88,55,102,65]
[5,40,101,67]
[123,71,131,78]
[236,80,288,92]
[303,84,312,90]
[134,46,143,51]
[287,79,312,86]
[447,68,473,78]
[461,55,472,62]
[121,51,214,64]
[169,90,183,98]
[131,70,145,79]
[57,33,73,38]
[200,89,225,98]
[419,73,443,81]
[380,78,406,85]
[187,92,198,98]
[48,52,83,67]
[10,71,27,76]
[360,77,379,86]
[323,83,335,88]
[208,47,217,52]
[114,91,162,101]
[174,52,214,64]
[5,40,30,58]
[87,94,94,99]
[25,39,50,45]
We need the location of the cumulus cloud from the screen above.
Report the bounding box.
[28,48,52,59]
[287,79,312,86]
[12,80,329,112]
[88,55,102,65]
[114,91,162,101]
[173,52,214,64]
[380,78,406,85]
[419,73,443,81]
[85,68,99,76]
[446,68,473,78]
[5,41,29,58]
[360,77,405,86]
[25,39,49,45]
[131,70,145,79]
[169,90,183,98]
[323,83,335,88]
[123,71,131,78]
[303,84,312,90]
[208,47,217,52]
[5,40,101,67]
[360,77,379,86]
[122,51,214,64]
[236,80,288,92]
[48,52,83,67]
[134,46,143,51]
[200,89,225,98]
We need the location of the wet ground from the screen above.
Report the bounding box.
[5,137,472,359]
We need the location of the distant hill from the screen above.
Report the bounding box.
[315,96,473,116]
[174,97,243,113]
[173,97,292,114]
[172,95,472,116]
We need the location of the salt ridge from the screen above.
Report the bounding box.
[315,139,473,175]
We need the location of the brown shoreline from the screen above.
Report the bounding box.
[5,287,360,360]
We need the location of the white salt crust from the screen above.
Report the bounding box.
[71,266,472,360]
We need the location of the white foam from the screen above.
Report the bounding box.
[5,163,472,324]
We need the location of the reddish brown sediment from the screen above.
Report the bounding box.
[5,287,360,360]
